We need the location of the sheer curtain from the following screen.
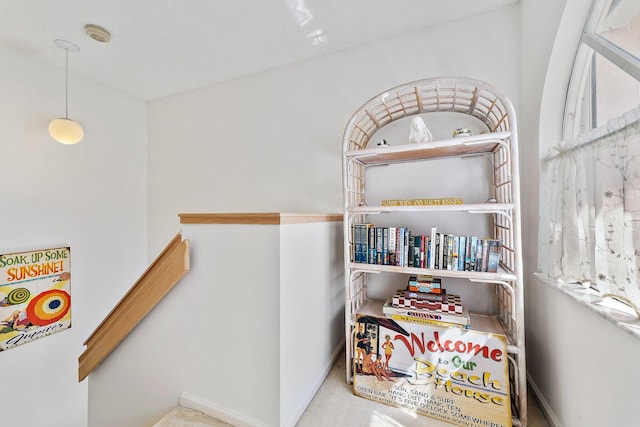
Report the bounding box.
[538,107,640,311]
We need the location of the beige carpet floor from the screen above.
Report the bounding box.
[157,348,550,427]
[153,406,232,427]
[296,349,550,427]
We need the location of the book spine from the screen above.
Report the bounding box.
[355,224,363,263]
[442,234,449,270]
[475,238,483,271]
[382,227,389,265]
[368,226,376,264]
[352,224,363,263]
[408,232,415,267]
[469,236,477,271]
[403,229,410,268]
[403,290,447,302]
[394,228,399,266]
[457,236,466,271]
[388,226,396,266]
[397,228,403,266]
[408,286,445,294]
[389,314,470,329]
[382,305,470,326]
[413,235,421,268]
[487,239,501,273]
[376,227,382,265]
[458,236,467,271]
[438,233,445,270]
[434,232,440,270]
[481,239,489,272]
[350,224,356,262]
[451,235,459,271]
[429,226,437,270]
[360,224,369,263]
[407,282,442,293]
[425,236,430,269]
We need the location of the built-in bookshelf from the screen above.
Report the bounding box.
[342,78,526,426]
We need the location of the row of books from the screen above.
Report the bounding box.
[382,276,471,329]
[351,224,501,273]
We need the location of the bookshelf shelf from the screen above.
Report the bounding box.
[342,77,527,426]
[346,262,517,281]
[347,203,515,214]
[345,130,511,166]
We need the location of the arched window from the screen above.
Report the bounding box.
[539,0,640,317]
[564,0,640,136]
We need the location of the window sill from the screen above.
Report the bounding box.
[534,272,640,338]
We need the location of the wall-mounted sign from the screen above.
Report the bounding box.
[353,313,511,427]
[0,246,71,351]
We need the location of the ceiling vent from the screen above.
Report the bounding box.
[84,24,111,43]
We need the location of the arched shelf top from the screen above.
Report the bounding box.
[342,77,517,152]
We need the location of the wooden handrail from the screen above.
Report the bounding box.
[178,212,342,225]
[78,232,190,381]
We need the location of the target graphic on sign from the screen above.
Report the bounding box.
[26,289,71,326]
[7,288,30,305]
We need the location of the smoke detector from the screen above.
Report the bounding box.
[85,24,111,43]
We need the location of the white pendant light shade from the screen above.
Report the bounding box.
[49,118,84,145]
[50,39,83,145]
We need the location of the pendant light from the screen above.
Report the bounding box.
[49,39,83,145]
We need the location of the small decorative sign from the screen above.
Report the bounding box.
[381,198,464,206]
[0,246,71,351]
[353,314,511,427]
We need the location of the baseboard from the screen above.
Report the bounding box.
[527,373,562,427]
[179,392,270,427]
[282,339,346,427]
[180,339,345,427]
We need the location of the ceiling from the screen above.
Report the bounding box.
[0,0,518,101]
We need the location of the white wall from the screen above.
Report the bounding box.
[279,221,344,426]
[521,1,640,426]
[0,45,148,427]
[147,5,521,256]
[87,220,344,427]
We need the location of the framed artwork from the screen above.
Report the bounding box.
[0,246,71,351]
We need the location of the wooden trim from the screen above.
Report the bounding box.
[280,213,342,224]
[78,232,190,382]
[179,213,282,224]
[178,213,342,225]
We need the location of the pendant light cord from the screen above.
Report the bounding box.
[65,48,69,119]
